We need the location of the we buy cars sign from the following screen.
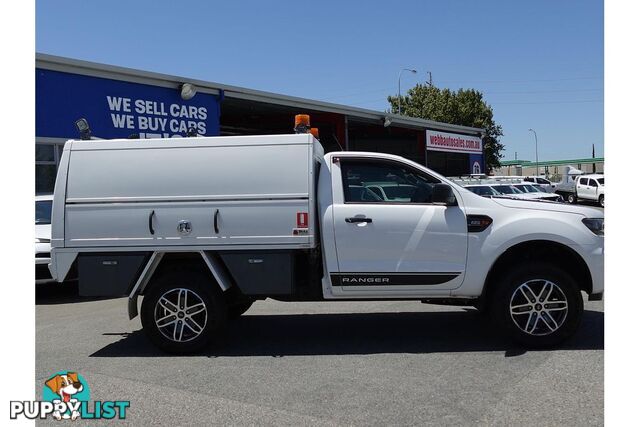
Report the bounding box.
[426,130,483,154]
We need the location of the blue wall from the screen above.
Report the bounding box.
[36,69,220,139]
[469,153,484,174]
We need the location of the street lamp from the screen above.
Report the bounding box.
[397,68,417,114]
[528,128,539,176]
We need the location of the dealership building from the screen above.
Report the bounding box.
[496,157,604,179]
[36,54,485,194]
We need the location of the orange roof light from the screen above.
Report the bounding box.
[295,114,310,128]
[310,128,319,139]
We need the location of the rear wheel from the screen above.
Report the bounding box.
[141,269,227,353]
[567,193,577,204]
[491,263,583,347]
[599,194,604,208]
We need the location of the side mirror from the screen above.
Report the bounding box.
[432,183,457,206]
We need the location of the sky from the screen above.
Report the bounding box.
[36,0,603,162]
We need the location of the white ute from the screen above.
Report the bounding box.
[553,167,605,207]
[49,133,604,353]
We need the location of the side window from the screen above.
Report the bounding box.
[579,177,588,185]
[524,177,533,182]
[589,179,597,187]
[341,159,440,204]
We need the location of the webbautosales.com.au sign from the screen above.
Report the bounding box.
[426,130,483,154]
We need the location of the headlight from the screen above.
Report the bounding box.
[582,218,604,236]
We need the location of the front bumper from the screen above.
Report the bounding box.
[579,242,604,295]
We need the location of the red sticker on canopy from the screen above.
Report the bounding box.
[297,212,308,228]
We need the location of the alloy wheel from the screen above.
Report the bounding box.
[154,288,208,342]
[509,279,569,336]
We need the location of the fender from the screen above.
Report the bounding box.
[127,251,232,319]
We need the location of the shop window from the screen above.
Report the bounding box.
[36,143,62,195]
[36,164,57,194]
[36,144,55,162]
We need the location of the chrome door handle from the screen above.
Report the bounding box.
[345,217,372,223]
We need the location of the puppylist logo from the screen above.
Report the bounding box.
[9,371,130,421]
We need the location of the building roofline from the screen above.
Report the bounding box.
[500,157,604,167]
[36,53,484,136]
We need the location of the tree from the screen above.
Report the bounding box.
[387,85,505,172]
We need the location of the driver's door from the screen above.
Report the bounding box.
[330,157,468,295]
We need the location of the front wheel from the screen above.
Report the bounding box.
[599,194,604,208]
[141,269,227,354]
[491,263,583,347]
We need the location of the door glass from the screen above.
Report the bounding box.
[341,160,440,204]
[589,179,597,187]
[579,178,588,185]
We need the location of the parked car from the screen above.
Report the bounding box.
[523,176,555,193]
[512,184,563,202]
[555,174,604,207]
[465,185,501,197]
[35,195,54,284]
[490,184,560,202]
[49,133,604,353]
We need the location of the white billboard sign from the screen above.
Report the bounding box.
[426,130,483,154]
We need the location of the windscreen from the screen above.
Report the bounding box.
[468,186,497,196]
[493,185,521,194]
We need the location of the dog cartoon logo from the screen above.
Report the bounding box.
[43,371,90,421]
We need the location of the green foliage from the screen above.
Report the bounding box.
[387,85,505,172]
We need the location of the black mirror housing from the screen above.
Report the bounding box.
[432,183,457,206]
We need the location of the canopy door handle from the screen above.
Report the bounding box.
[148,210,155,235]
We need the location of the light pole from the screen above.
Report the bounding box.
[528,128,539,176]
[397,68,417,114]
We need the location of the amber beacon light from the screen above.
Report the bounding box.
[294,114,311,134]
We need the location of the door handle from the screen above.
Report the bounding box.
[214,209,220,234]
[345,217,372,224]
[148,210,155,235]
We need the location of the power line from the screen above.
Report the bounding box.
[437,76,603,84]
[321,85,603,103]
[484,88,602,95]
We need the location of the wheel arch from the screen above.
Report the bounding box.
[128,251,234,319]
[479,240,592,310]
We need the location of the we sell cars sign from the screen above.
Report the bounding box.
[426,130,483,154]
[36,69,221,139]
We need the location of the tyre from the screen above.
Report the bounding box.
[599,194,604,208]
[228,300,254,319]
[567,193,577,204]
[141,268,227,354]
[490,262,583,348]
